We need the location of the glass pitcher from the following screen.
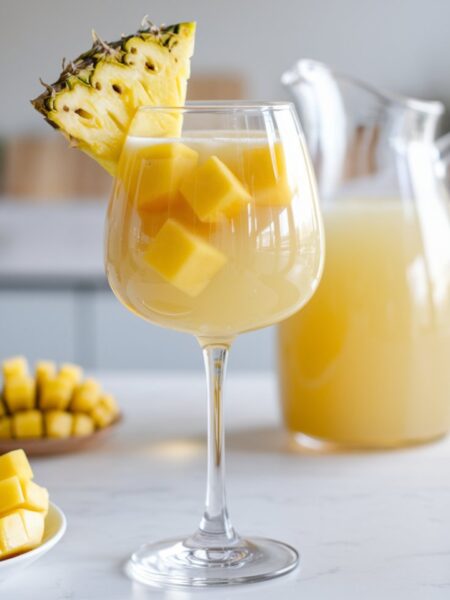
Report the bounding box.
[279,59,450,449]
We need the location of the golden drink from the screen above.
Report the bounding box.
[279,199,450,447]
[106,133,323,340]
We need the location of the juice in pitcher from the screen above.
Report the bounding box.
[279,198,450,447]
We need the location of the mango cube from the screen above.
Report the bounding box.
[0,476,48,516]
[17,509,45,551]
[0,450,33,481]
[145,219,227,297]
[35,361,56,389]
[128,143,199,211]
[91,394,120,429]
[0,512,29,559]
[0,417,12,439]
[242,143,291,206]
[72,413,95,437]
[40,376,73,410]
[180,155,251,222]
[45,411,73,439]
[70,378,101,413]
[59,363,83,386]
[2,356,28,381]
[4,377,36,412]
[0,476,24,515]
[12,411,43,439]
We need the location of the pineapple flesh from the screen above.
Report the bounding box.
[31,20,196,175]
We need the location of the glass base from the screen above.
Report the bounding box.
[125,536,299,587]
[291,431,448,452]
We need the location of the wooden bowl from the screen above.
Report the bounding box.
[0,415,122,456]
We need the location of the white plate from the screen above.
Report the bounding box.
[0,502,67,583]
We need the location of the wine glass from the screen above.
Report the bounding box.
[105,101,324,586]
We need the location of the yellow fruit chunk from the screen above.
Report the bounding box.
[0,418,12,439]
[180,155,251,222]
[72,413,95,437]
[0,450,33,481]
[0,476,24,515]
[45,411,73,439]
[35,361,56,389]
[40,376,73,411]
[4,377,36,413]
[70,378,101,413]
[91,394,120,429]
[145,219,227,297]
[12,411,43,439]
[2,356,28,381]
[20,479,49,514]
[0,399,6,418]
[125,142,199,211]
[241,143,291,206]
[17,509,45,552]
[59,363,83,386]
[0,476,49,517]
[0,512,28,559]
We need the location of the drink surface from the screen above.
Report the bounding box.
[106,132,323,340]
[279,198,450,446]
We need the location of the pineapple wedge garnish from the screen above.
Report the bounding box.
[31,19,196,175]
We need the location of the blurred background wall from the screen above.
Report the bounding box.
[0,0,449,370]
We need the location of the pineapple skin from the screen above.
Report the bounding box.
[31,21,196,175]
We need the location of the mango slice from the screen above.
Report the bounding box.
[144,218,227,297]
[12,411,44,439]
[4,377,36,413]
[127,142,199,211]
[72,413,95,437]
[0,450,33,481]
[180,155,251,222]
[45,411,73,439]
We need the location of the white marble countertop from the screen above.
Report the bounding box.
[4,372,450,600]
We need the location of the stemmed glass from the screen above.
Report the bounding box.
[105,101,324,586]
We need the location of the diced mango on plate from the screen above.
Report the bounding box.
[0,450,49,560]
[0,357,121,440]
[144,218,227,297]
[180,155,251,222]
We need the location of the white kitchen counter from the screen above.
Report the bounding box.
[4,372,450,600]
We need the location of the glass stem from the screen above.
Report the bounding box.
[194,343,239,547]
